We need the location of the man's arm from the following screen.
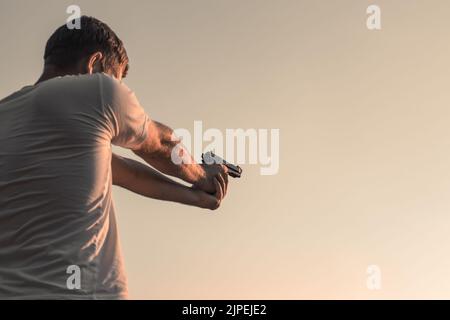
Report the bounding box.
[100,74,227,194]
[132,120,228,194]
[111,153,226,210]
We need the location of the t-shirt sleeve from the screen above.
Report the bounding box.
[100,73,149,149]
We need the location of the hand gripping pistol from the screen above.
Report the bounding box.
[201,151,243,178]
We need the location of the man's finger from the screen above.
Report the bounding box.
[218,165,228,195]
[222,167,228,195]
[216,173,226,198]
[220,164,228,175]
[221,170,228,196]
[213,176,224,201]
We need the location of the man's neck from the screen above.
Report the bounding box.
[35,65,80,85]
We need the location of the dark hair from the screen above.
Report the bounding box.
[44,16,129,77]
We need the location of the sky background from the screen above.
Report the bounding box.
[1,0,450,299]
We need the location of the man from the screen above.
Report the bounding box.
[0,16,229,299]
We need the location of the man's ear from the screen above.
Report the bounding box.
[87,52,103,74]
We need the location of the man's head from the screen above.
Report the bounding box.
[43,16,129,80]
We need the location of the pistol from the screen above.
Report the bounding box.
[201,151,242,178]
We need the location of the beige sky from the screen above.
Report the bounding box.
[2,0,450,299]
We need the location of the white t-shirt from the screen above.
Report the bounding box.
[0,73,149,299]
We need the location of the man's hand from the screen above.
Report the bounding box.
[112,153,228,211]
[193,174,228,210]
[194,164,229,194]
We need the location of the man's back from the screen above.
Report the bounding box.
[0,73,149,299]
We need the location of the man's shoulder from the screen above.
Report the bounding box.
[36,73,129,96]
[38,73,118,90]
[98,72,132,93]
[34,73,98,94]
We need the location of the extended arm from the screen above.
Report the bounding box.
[132,120,228,193]
[111,153,225,210]
[101,75,227,194]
